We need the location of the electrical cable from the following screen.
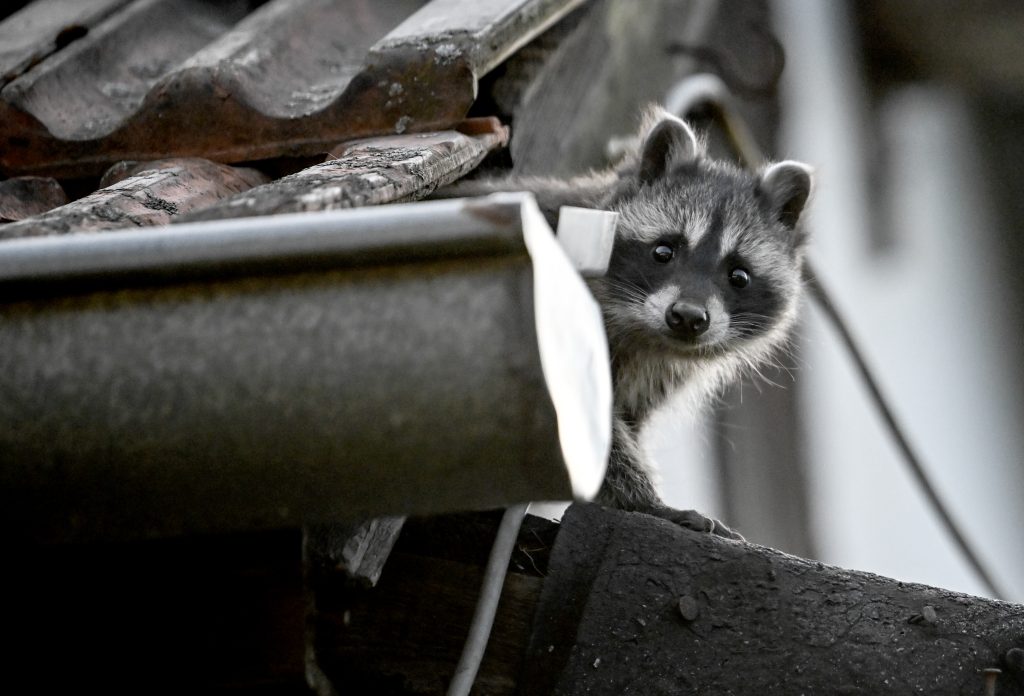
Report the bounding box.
[803,267,1009,601]
[447,503,530,696]
[667,73,1009,601]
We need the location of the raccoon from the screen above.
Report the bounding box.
[440,109,813,538]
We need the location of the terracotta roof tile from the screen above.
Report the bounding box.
[0,175,67,221]
[0,0,582,178]
[0,158,269,238]
[180,118,509,222]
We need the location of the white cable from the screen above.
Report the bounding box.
[447,503,530,696]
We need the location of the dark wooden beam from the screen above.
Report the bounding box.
[307,512,559,696]
[4,529,309,693]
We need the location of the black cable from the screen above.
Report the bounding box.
[803,265,1009,601]
[666,73,1010,601]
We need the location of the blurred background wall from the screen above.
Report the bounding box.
[656,0,1024,602]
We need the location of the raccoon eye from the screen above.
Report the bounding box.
[652,244,674,263]
[729,268,751,288]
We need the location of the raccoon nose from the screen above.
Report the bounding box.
[666,302,710,338]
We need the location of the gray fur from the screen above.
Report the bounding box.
[437,108,813,538]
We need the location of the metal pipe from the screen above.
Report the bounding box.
[0,194,611,542]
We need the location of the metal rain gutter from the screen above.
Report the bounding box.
[0,193,611,542]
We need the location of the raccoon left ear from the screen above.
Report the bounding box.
[758,160,813,229]
[638,116,700,185]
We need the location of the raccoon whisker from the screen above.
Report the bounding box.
[600,280,650,306]
[749,366,785,390]
[732,352,780,391]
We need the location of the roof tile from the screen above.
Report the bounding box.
[0,0,580,178]
[0,157,269,238]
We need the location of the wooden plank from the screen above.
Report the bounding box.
[304,517,406,588]
[0,158,269,238]
[313,553,541,696]
[308,512,559,696]
[0,175,66,221]
[522,503,1024,695]
[179,121,508,222]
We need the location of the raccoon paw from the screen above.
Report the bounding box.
[650,506,745,541]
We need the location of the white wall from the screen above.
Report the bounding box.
[774,0,1024,601]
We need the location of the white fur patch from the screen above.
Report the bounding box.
[642,285,680,330]
[617,197,715,247]
[617,201,678,243]
[686,208,713,247]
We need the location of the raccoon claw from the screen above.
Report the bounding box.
[649,506,745,541]
[707,517,744,541]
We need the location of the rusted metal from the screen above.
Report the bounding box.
[180,119,508,222]
[983,668,1002,696]
[0,194,610,542]
[0,158,269,238]
[0,175,67,222]
[0,0,583,178]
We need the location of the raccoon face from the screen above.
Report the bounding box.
[596,112,813,360]
[601,215,796,357]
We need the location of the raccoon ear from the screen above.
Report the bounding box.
[758,160,813,229]
[638,117,700,185]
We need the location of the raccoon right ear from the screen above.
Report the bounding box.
[638,116,700,185]
[758,160,814,229]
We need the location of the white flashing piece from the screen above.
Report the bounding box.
[516,196,612,502]
[555,206,618,278]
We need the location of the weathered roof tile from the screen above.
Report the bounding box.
[0,0,581,178]
[180,118,509,222]
[0,175,67,222]
[0,158,269,238]
[0,0,132,87]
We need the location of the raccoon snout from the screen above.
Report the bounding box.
[665,302,710,339]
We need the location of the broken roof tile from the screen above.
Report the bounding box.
[0,175,67,222]
[0,0,582,178]
[179,119,509,222]
[0,158,269,238]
